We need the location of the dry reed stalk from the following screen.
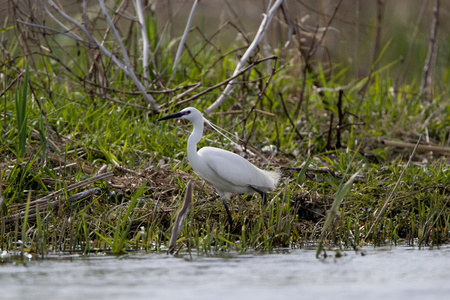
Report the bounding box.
[206,0,285,114]
[421,0,440,95]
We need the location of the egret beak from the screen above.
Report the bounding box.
[157,112,183,121]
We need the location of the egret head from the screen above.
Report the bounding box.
[157,107,202,122]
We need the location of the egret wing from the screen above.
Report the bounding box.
[199,147,261,187]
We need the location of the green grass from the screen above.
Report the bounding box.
[0,3,449,257]
[14,64,29,159]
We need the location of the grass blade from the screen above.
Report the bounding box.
[316,171,360,258]
[15,65,29,158]
[297,156,311,184]
[111,181,147,254]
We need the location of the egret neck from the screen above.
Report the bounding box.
[186,114,205,166]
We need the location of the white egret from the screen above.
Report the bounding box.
[158,107,280,227]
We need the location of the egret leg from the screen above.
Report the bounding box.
[221,197,233,227]
[249,185,268,205]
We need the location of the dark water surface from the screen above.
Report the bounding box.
[1,245,449,300]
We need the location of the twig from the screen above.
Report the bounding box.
[382,139,450,155]
[11,171,114,210]
[172,82,202,102]
[134,0,150,87]
[103,95,148,109]
[194,195,220,207]
[284,0,342,118]
[4,188,101,224]
[420,0,440,95]
[307,0,343,59]
[365,136,422,242]
[168,0,199,87]
[98,0,159,111]
[279,92,304,142]
[205,0,284,114]
[99,0,136,76]
[281,0,294,46]
[0,69,23,99]
[281,166,339,178]
[86,0,128,95]
[42,1,83,41]
[15,20,85,43]
[43,0,160,111]
[242,57,278,147]
[84,80,197,95]
[113,164,145,177]
[170,56,277,108]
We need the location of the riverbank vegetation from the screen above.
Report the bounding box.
[1,0,449,256]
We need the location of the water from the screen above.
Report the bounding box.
[1,245,450,300]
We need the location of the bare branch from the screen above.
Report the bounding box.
[134,0,150,87]
[98,0,159,111]
[170,56,277,108]
[168,0,199,87]
[421,0,440,95]
[41,0,160,111]
[205,0,284,114]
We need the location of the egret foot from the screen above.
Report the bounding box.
[221,197,234,228]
